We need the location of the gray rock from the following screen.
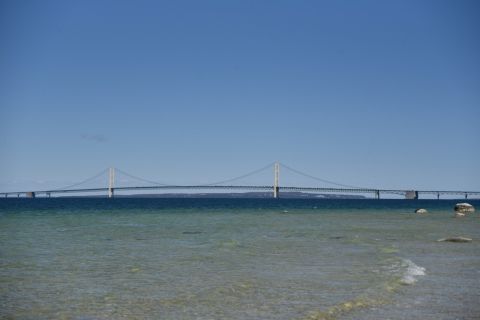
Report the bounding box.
[415,208,428,214]
[454,203,475,214]
[437,237,472,243]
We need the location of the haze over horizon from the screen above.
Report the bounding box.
[1,0,479,192]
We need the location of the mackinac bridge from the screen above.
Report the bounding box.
[1,162,479,200]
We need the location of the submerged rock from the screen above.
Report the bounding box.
[329,236,345,240]
[182,231,203,235]
[415,208,428,214]
[454,203,475,214]
[437,237,472,243]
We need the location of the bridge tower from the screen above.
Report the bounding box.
[108,167,115,198]
[273,162,280,198]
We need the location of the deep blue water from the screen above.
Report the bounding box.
[2,197,478,212]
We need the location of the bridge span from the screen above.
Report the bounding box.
[1,163,479,200]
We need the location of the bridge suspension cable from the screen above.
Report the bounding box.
[114,168,173,186]
[280,163,363,189]
[50,168,109,191]
[198,162,276,186]
[46,162,363,194]
[107,163,276,188]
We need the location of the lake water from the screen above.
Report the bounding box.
[1,198,479,319]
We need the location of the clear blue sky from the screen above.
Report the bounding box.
[1,0,479,192]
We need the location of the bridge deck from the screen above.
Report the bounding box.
[1,185,480,198]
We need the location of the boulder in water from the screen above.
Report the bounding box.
[437,237,472,243]
[454,203,475,214]
[415,208,428,214]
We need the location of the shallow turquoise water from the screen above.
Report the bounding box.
[1,199,479,319]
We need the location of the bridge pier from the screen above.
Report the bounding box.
[465,193,468,200]
[437,192,440,200]
[405,190,419,200]
[46,192,51,198]
[274,186,279,198]
[26,192,35,198]
[375,190,380,199]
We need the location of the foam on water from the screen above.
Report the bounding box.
[400,259,426,285]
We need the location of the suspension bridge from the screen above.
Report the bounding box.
[1,162,479,200]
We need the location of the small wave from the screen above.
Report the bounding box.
[400,259,426,285]
[302,258,427,319]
